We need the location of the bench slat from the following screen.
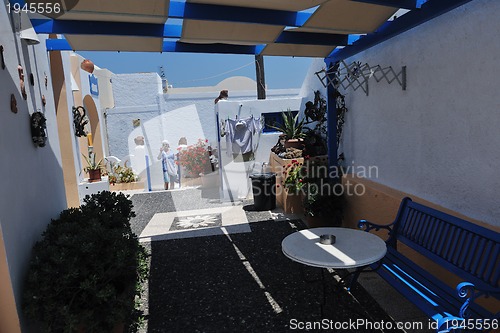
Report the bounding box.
[376,248,495,319]
[395,199,499,291]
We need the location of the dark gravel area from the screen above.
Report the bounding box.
[133,213,401,332]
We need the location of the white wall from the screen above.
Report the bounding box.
[216,97,303,200]
[106,73,302,189]
[0,7,67,328]
[338,0,500,226]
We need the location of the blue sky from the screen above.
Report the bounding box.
[78,51,315,89]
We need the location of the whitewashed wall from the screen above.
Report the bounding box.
[216,98,303,200]
[106,74,302,189]
[338,0,500,226]
[0,7,67,330]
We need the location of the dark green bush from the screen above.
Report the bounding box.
[23,191,148,333]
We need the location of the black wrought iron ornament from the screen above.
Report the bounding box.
[0,45,5,70]
[72,106,88,137]
[31,111,47,147]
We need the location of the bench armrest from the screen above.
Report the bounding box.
[358,219,394,232]
[358,219,396,245]
[435,283,498,332]
[456,282,499,319]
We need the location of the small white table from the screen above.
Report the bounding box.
[282,227,387,316]
[282,227,387,269]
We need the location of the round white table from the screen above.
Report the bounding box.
[282,227,387,269]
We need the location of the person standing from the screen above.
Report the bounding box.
[157,140,177,190]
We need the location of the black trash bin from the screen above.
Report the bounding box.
[249,173,276,211]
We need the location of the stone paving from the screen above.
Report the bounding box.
[129,188,428,333]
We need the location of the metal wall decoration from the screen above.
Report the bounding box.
[10,94,17,113]
[316,60,407,96]
[18,65,27,100]
[0,45,5,70]
[30,111,47,147]
[72,106,88,137]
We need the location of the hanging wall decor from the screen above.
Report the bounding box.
[316,60,407,96]
[10,94,18,113]
[41,95,46,107]
[0,45,5,70]
[30,111,47,147]
[18,65,27,100]
[29,73,35,86]
[72,106,88,137]
[44,72,48,88]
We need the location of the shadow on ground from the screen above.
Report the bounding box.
[143,220,401,333]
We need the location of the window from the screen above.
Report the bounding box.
[262,111,299,133]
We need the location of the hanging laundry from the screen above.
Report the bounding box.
[225,115,256,156]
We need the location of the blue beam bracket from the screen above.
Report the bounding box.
[315,60,406,96]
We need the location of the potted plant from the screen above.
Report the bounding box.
[303,91,328,157]
[303,184,344,228]
[108,161,138,185]
[177,139,213,178]
[23,191,149,332]
[83,152,104,182]
[269,110,306,149]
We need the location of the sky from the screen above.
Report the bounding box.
[78,51,315,90]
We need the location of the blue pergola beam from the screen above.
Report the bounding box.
[31,19,181,38]
[350,0,419,10]
[45,38,265,55]
[163,42,265,55]
[168,1,311,27]
[327,0,475,62]
[276,31,348,46]
[33,19,349,47]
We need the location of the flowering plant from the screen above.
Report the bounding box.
[108,161,138,185]
[282,159,306,194]
[178,139,212,177]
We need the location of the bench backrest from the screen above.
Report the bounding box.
[392,197,499,291]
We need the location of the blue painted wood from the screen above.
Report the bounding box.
[34,19,348,48]
[32,19,172,38]
[361,197,499,329]
[45,38,265,54]
[168,0,311,27]
[275,31,348,47]
[350,0,419,10]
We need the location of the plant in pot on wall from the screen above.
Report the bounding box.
[23,191,149,333]
[269,110,306,149]
[303,90,328,157]
[83,152,104,182]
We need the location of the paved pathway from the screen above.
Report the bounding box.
[129,189,409,333]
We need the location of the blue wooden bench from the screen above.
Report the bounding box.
[359,197,499,332]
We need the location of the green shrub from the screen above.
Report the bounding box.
[23,191,149,333]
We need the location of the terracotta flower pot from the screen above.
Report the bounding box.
[284,139,304,150]
[81,59,95,74]
[88,169,102,182]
